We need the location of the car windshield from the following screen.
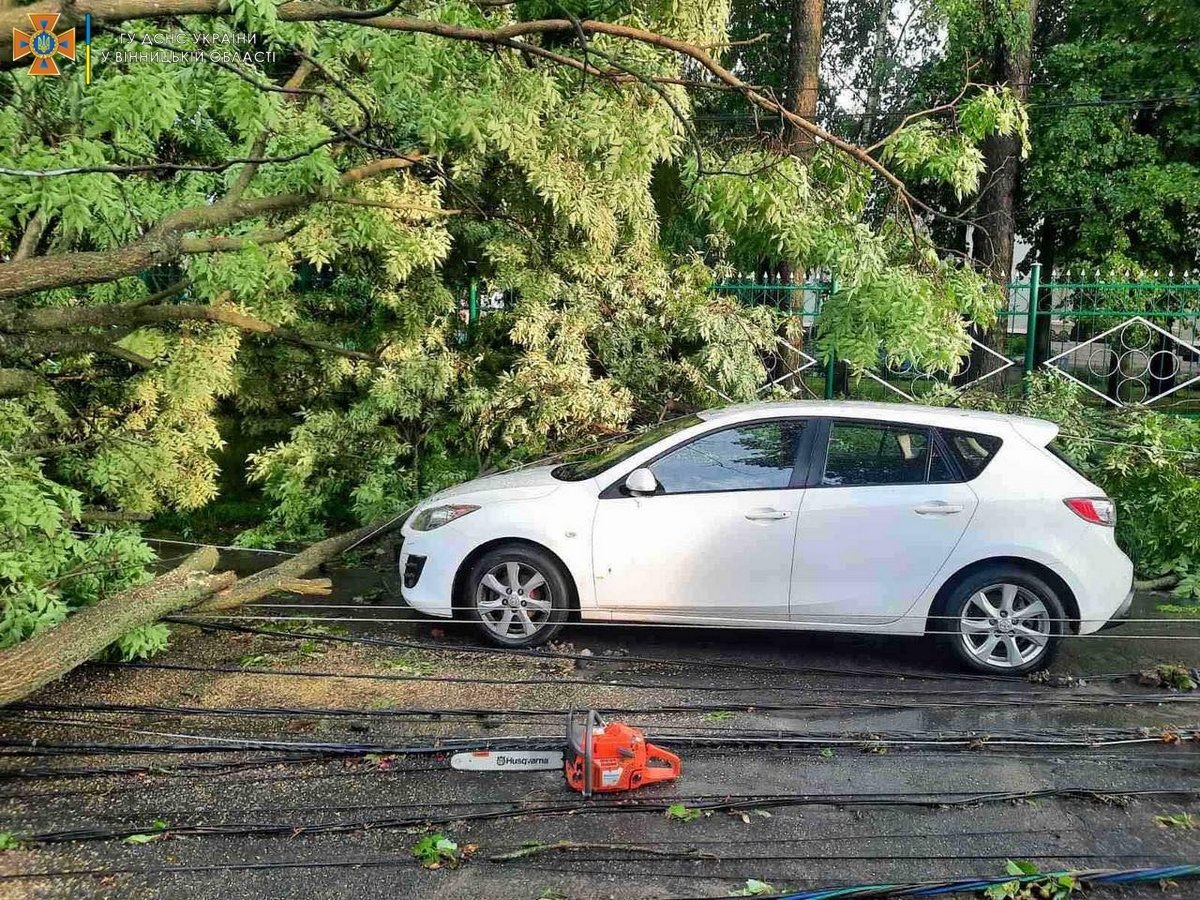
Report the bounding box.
[551,416,702,481]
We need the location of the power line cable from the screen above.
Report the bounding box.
[13,684,1200,723]
[175,613,1200,638]
[166,617,1037,683]
[3,854,1195,884]
[9,787,1200,844]
[775,864,1200,900]
[77,659,1166,695]
[4,716,1195,756]
[87,659,1188,695]
[68,530,296,556]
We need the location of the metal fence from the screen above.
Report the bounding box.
[457,267,1200,411]
[712,266,1200,412]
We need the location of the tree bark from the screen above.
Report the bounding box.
[1,302,378,362]
[0,369,38,397]
[0,548,228,707]
[776,0,825,381]
[855,1,894,144]
[969,0,1037,367]
[197,515,398,611]
[77,509,154,523]
[783,0,825,154]
[0,512,404,706]
[1033,219,1057,367]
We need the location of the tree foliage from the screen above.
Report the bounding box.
[0,0,1192,668]
[0,393,156,650]
[0,0,1020,559]
[1022,0,1200,271]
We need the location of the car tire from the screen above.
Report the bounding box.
[462,544,571,648]
[937,566,1067,675]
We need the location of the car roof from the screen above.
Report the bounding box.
[696,400,1055,441]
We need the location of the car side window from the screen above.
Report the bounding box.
[649,420,806,494]
[823,422,938,487]
[942,429,1004,479]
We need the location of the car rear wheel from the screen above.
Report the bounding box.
[463,544,571,648]
[939,566,1066,675]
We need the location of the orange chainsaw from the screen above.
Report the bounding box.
[449,709,682,797]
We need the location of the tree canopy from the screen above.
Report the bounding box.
[1022,0,1200,272]
[0,0,1036,650]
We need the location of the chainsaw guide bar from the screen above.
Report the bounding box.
[450,750,564,771]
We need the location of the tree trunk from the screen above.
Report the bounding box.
[198,515,394,611]
[856,0,894,144]
[1033,219,1057,367]
[0,548,228,706]
[783,0,825,154]
[0,369,38,397]
[1149,326,1178,399]
[0,512,405,705]
[778,0,825,382]
[969,0,1037,371]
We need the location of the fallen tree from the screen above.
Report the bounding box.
[0,515,399,707]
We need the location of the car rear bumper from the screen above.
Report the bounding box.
[1099,585,1136,630]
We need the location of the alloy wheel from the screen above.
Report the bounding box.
[958,582,1052,669]
[475,560,553,639]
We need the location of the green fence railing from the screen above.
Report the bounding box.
[457,267,1200,410]
[708,265,1200,410]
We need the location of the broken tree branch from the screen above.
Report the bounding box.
[0,512,404,706]
[0,155,422,301]
[490,841,719,862]
[197,515,397,611]
[2,303,377,363]
[0,547,228,707]
[0,368,39,397]
[77,509,155,523]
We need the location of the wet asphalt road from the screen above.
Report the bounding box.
[2,556,1200,900]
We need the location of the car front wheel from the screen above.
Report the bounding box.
[940,566,1067,675]
[463,544,571,648]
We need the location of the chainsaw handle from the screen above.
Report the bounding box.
[565,709,603,797]
[565,708,604,755]
[637,743,682,786]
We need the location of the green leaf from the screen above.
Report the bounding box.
[1006,859,1040,876]
[122,821,168,844]
[1155,812,1197,829]
[411,832,461,868]
[665,804,702,822]
[730,880,775,897]
[984,882,1020,900]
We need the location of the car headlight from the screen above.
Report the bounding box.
[410,504,480,531]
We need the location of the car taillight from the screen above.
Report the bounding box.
[1065,497,1116,526]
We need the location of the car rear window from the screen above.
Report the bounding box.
[940,429,1003,480]
[1047,440,1090,478]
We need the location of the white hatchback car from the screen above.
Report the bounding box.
[399,401,1134,674]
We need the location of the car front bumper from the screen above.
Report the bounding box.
[396,528,461,619]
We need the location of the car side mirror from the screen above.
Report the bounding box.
[624,468,659,495]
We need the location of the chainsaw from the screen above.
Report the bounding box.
[450,709,682,797]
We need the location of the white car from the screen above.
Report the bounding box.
[399,401,1134,674]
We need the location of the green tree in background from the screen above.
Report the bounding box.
[1023,0,1200,272]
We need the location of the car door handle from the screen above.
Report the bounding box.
[745,508,790,521]
[913,502,964,516]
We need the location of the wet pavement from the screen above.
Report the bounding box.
[1,555,1199,899]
